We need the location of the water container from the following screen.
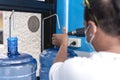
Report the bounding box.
[39,48,77,80]
[0,37,37,80]
[0,54,37,80]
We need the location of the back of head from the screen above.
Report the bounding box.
[84,0,120,36]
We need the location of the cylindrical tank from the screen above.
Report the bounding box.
[57,0,94,52]
[39,48,77,80]
[0,37,37,80]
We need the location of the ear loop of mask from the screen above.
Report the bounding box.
[85,25,96,51]
[85,25,96,44]
[84,25,90,36]
[89,25,96,44]
[89,33,95,44]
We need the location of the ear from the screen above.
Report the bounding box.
[88,20,97,35]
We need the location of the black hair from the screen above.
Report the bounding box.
[84,0,120,36]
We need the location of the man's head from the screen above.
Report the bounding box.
[84,0,120,51]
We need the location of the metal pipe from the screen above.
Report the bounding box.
[9,10,15,38]
[42,14,61,50]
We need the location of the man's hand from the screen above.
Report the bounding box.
[52,27,68,63]
[52,27,68,47]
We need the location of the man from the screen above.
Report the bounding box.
[49,0,120,80]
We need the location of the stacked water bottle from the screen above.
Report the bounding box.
[40,48,77,80]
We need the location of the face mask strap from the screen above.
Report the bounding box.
[89,34,95,44]
[85,25,90,35]
[85,25,95,44]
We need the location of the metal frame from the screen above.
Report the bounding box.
[41,0,56,51]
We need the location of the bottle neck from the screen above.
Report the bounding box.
[7,37,19,58]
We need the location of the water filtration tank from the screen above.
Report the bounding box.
[40,48,77,80]
[56,0,94,52]
[0,37,37,80]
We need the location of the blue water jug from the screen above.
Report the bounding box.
[40,48,77,80]
[0,37,37,80]
[0,54,37,80]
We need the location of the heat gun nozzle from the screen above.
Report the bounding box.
[68,28,85,37]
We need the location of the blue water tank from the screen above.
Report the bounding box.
[0,37,37,80]
[56,0,94,52]
[39,48,77,80]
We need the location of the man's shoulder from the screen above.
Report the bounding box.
[62,57,94,70]
[64,52,102,67]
